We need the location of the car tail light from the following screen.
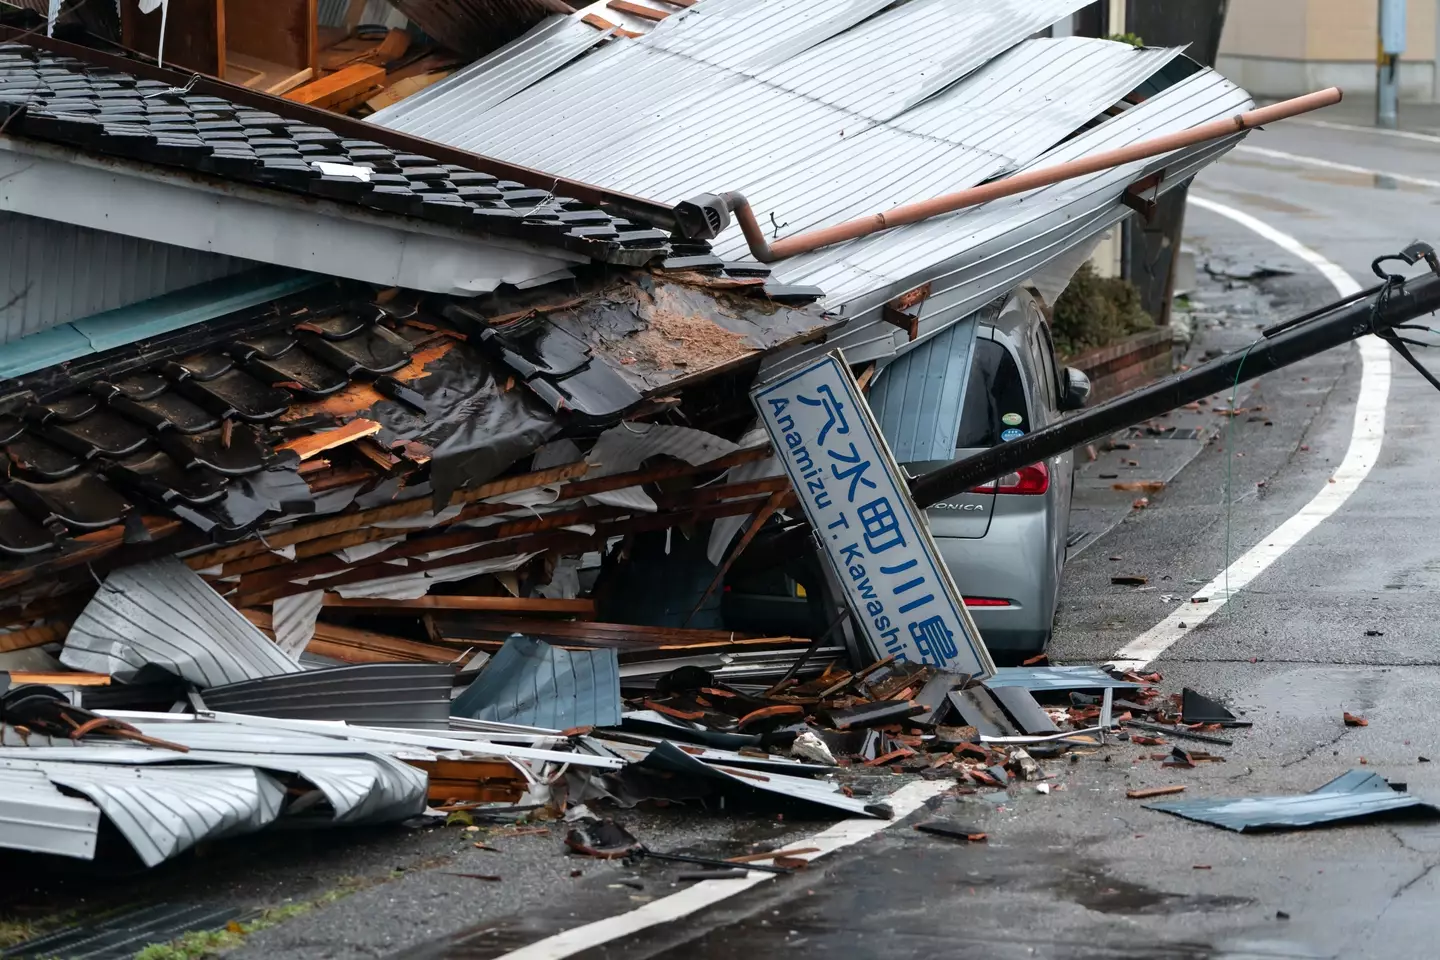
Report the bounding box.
[969,461,1049,495]
[963,596,1015,607]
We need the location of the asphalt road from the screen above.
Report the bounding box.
[391,116,1440,959]
[9,109,1440,960]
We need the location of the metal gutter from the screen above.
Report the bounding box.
[715,88,1342,262]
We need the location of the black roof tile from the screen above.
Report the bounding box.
[7,472,132,531]
[0,45,677,264]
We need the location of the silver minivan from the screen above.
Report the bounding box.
[897,288,1089,658]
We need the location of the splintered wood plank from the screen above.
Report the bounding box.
[277,418,382,460]
[184,460,592,570]
[284,63,386,109]
[321,596,595,616]
[0,622,69,653]
[582,13,642,36]
[9,672,110,686]
[607,0,669,21]
[226,52,312,94]
[242,609,470,664]
[373,27,411,62]
[366,71,451,112]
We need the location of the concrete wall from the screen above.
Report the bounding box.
[1220,0,1440,100]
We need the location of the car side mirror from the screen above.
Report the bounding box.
[1059,367,1091,411]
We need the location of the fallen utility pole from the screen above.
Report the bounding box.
[911,248,1440,507]
[748,244,1440,565]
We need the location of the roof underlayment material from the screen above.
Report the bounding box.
[371,0,1252,368]
[60,557,303,687]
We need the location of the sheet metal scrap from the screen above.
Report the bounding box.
[200,663,455,730]
[450,636,622,730]
[635,741,889,819]
[1146,771,1440,832]
[59,557,303,688]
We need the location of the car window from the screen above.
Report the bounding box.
[956,339,1029,448]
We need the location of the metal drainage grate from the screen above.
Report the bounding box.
[3,903,258,960]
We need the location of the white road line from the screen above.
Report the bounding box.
[1233,144,1440,191]
[1292,117,1440,146]
[1108,195,1389,671]
[495,780,952,960]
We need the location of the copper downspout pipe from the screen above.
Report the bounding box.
[724,87,1343,263]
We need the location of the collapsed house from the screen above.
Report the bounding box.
[0,0,1255,868]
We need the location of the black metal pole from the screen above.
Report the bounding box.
[742,269,1440,573]
[909,271,1440,507]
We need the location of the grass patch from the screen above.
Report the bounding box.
[0,919,40,950]
[1052,263,1154,358]
[132,883,364,960]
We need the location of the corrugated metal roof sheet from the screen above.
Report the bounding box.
[60,557,303,687]
[371,0,1249,367]
[450,636,621,729]
[1146,771,1440,832]
[0,212,254,346]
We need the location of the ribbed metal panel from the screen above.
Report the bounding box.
[0,212,251,346]
[366,0,1221,369]
[202,663,455,730]
[0,759,285,867]
[60,557,303,687]
[761,68,1253,373]
[869,316,979,463]
[317,0,405,26]
[0,766,100,860]
[450,636,621,729]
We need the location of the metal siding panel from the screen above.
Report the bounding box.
[0,767,101,859]
[0,212,252,346]
[449,636,621,728]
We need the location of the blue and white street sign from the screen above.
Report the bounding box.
[752,352,995,679]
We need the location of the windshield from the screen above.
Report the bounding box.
[956,338,1029,449]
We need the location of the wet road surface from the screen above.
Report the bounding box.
[384,114,1440,960]
[8,106,1437,960]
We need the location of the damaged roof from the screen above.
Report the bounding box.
[371,0,1253,363]
[0,41,669,267]
[0,267,833,594]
